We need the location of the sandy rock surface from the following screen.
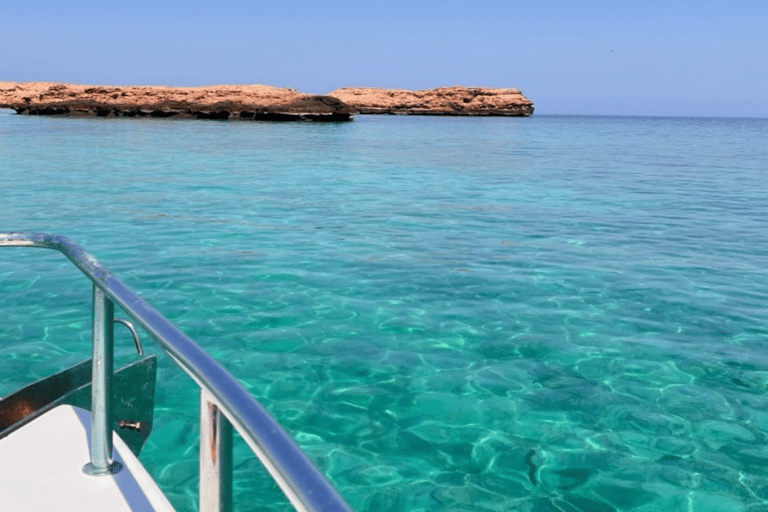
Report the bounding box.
[0,82,303,105]
[328,86,534,116]
[0,83,534,119]
[0,82,353,121]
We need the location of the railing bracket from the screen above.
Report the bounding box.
[115,317,144,356]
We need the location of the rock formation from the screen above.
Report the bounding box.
[0,82,354,121]
[0,83,535,121]
[327,86,534,116]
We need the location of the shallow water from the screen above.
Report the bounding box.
[2,112,768,511]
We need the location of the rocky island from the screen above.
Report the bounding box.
[0,82,534,121]
[0,82,354,121]
[329,86,534,116]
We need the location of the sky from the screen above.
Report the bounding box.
[1,0,766,117]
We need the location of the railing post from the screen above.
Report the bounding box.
[83,284,122,475]
[200,389,233,512]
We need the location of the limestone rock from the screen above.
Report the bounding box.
[0,82,355,121]
[327,86,534,116]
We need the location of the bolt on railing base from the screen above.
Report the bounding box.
[83,461,123,476]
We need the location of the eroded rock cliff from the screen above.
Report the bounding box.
[0,82,354,121]
[0,83,534,120]
[327,86,534,116]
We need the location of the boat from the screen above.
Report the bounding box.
[0,232,353,512]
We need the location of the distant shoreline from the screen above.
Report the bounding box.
[0,82,533,121]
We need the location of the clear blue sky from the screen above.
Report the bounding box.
[2,0,766,116]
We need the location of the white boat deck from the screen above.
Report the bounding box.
[0,405,176,512]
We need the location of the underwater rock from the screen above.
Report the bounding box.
[540,467,592,491]
[532,495,617,512]
[525,449,538,484]
[695,420,756,450]
[593,483,659,510]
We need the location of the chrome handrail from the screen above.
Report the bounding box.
[0,232,353,512]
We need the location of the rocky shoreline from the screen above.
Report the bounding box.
[330,86,534,117]
[0,82,534,121]
[0,83,354,121]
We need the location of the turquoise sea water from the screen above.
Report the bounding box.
[2,111,768,512]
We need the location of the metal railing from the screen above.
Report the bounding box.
[0,232,353,512]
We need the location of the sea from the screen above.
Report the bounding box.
[1,110,768,512]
